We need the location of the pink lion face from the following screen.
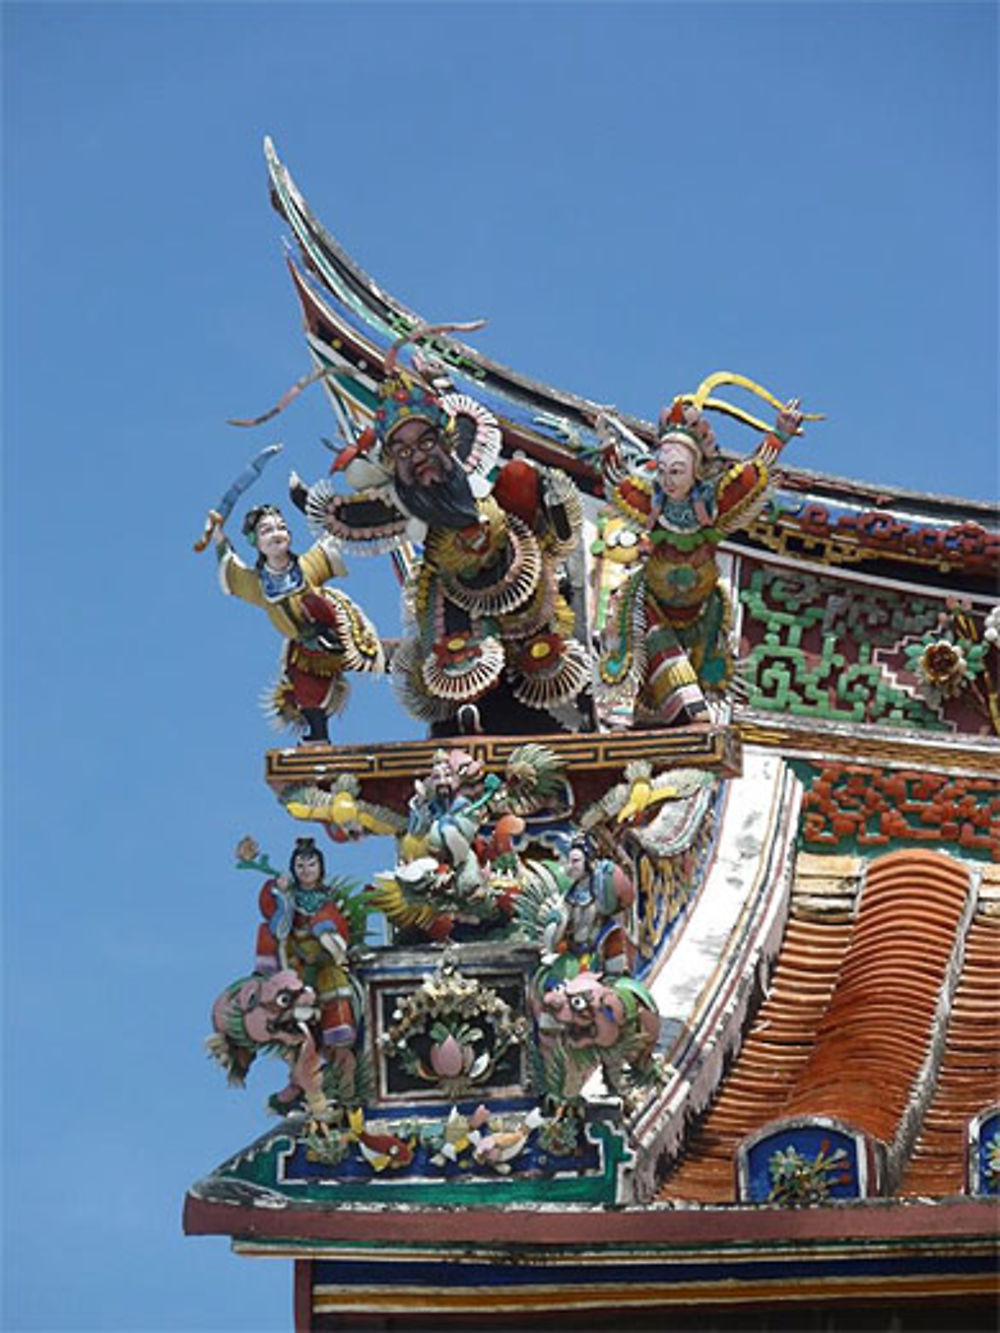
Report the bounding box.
[542,972,626,1049]
[212,969,318,1050]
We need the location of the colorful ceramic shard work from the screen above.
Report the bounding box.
[970,1109,1000,1196]
[794,764,1000,861]
[185,139,1000,1327]
[983,1131,1000,1195]
[738,1121,867,1205]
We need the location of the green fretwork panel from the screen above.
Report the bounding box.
[740,568,945,729]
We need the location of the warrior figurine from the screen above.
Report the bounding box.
[209,504,383,742]
[596,373,812,728]
[295,327,592,736]
[255,838,362,1070]
[542,835,636,977]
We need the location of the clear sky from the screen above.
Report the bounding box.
[3,2,996,1330]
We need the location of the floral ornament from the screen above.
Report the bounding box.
[304,1126,353,1165]
[510,633,592,711]
[379,954,527,1096]
[903,600,997,732]
[767,1139,852,1206]
[234,836,281,877]
[984,1129,1000,1193]
[235,835,259,863]
[433,634,484,666]
[916,639,971,697]
[519,633,564,673]
[535,1110,583,1157]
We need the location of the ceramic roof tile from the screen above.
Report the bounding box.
[658,850,979,1203]
[658,909,851,1203]
[899,912,1000,1197]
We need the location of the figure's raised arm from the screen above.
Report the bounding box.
[715,398,808,534]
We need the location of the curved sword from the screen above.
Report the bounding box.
[193,442,284,552]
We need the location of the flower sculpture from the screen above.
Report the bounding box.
[916,639,970,697]
[379,955,527,1097]
[766,1140,853,1206]
[903,599,997,731]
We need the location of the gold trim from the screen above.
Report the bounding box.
[266,725,742,791]
[737,716,1000,778]
[308,1273,999,1314]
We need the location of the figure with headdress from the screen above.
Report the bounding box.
[595,373,815,728]
[294,326,591,736]
[517,833,636,983]
[254,838,365,1077]
[208,503,384,742]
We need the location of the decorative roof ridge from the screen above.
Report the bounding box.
[265,137,995,519]
[738,715,1000,777]
[886,860,981,1191]
[723,540,999,605]
[760,461,998,523]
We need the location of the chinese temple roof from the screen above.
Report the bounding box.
[185,140,999,1327]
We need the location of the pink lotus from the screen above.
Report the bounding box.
[429,1034,465,1078]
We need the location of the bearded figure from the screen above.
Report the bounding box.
[294,328,592,736]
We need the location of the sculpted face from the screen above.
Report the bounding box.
[255,512,292,563]
[388,419,481,530]
[656,439,698,502]
[431,764,456,801]
[543,973,626,1048]
[212,969,318,1050]
[565,847,588,882]
[387,418,452,488]
[293,850,323,888]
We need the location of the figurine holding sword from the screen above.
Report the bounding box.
[195,443,384,742]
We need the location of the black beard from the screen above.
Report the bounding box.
[394,465,480,530]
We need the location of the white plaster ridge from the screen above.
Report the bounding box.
[629,748,802,1199]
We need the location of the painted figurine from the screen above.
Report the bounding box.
[404,748,502,899]
[255,838,364,1092]
[295,328,591,735]
[371,747,519,940]
[596,373,813,727]
[539,835,636,978]
[370,744,564,942]
[209,504,383,741]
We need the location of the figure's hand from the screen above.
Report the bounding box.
[320,931,348,964]
[276,874,291,891]
[775,399,804,441]
[194,508,225,553]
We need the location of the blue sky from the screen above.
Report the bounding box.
[3,2,996,1330]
